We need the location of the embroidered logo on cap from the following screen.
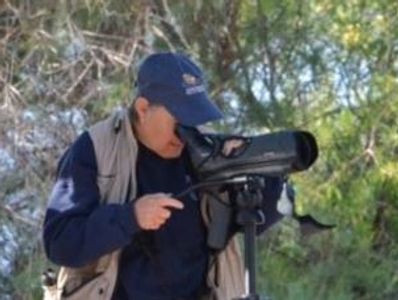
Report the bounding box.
[183,73,205,95]
[183,73,199,86]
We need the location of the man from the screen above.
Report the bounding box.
[43,52,284,300]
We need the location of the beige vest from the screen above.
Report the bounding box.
[43,109,244,300]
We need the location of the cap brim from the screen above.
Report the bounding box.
[165,92,223,126]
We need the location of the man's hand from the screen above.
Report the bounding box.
[134,193,184,230]
[222,139,245,156]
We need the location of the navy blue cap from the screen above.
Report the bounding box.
[136,52,223,126]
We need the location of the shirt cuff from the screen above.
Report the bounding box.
[116,202,141,236]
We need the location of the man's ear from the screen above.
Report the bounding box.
[134,97,150,123]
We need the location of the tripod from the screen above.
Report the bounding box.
[176,175,268,300]
[232,175,266,300]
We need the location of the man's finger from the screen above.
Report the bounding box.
[158,198,184,210]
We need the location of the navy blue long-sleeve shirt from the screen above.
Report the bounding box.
[43,131,284,300]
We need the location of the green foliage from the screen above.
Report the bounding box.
[258,224,398,300]
[11,255,47,300]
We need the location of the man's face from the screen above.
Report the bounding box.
[134,97,185,159]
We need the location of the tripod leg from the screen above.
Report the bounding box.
[233,219,260,300]
[244,222,257,295]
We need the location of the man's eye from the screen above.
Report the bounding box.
[174,125,181,138]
